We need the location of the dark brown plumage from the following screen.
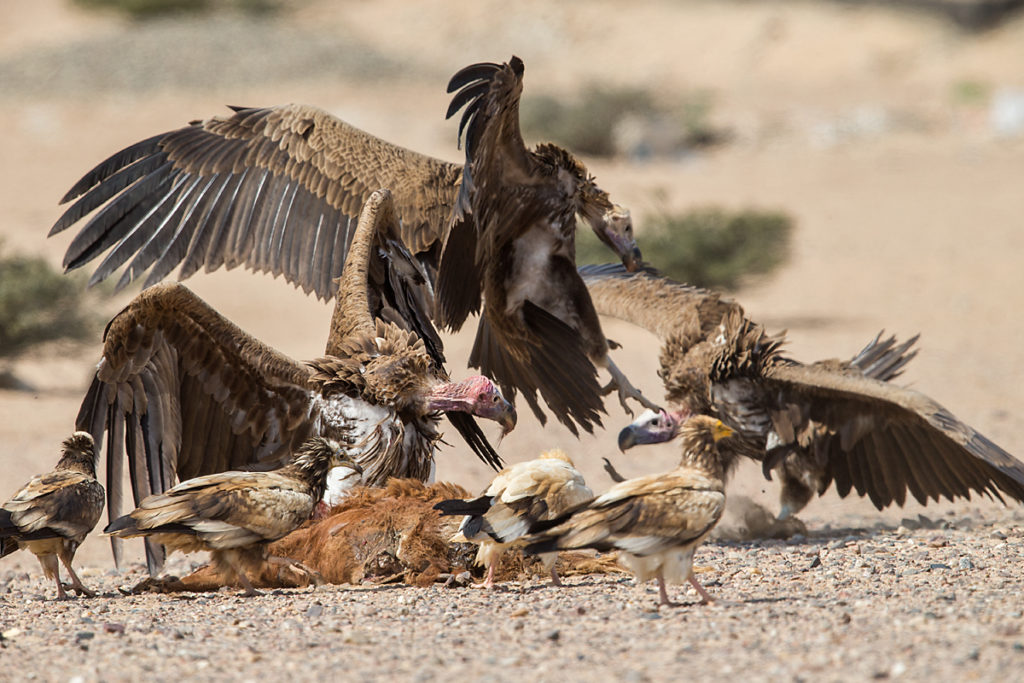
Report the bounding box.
[79,190,515,575]
[435,58,652,436]
[105,436,357,596]
[48,60,639,306]
[583,264,1024,518]
[524,416,732,607]
[1,432,104,600]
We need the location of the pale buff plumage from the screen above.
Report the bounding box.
[0,433,104,600]
[435,449,593,588]
[105,437,358,596]
[524,416,732,607]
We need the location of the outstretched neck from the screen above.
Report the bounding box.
[423,381,476,413]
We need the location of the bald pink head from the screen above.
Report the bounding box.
[426,375,517,434]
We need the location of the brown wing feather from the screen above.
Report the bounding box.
[580,263,743,341]
[764,363,1024,507]
[2,472,104,544]
[52,104,462,300]
[76,281,316,569]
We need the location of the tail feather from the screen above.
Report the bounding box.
[433,496,491,517]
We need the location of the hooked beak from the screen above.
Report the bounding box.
[497,398,517,436]
[335,456,363,475]
[617,424,640,452]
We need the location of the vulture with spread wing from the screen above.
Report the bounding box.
[1,432,104,600]
[49,56,641,436]
[435,58,654,435]
[105,436,358,596]
[524,416,732,607]
[79,190,515,574]
[583,264,1024,518]
[434,448,594,588]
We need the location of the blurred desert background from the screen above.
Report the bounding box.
[2,0,1024,575]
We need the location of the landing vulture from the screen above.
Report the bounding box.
[78,190,516,574]
[1,432,104,600]
[106,436,358,596]
[583,264,1024,518]
[436,58,654,436]
[523,416,733,607]
[45,57,640,301]
[434,448,593,588]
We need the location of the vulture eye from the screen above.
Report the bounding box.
[491,394,501,404]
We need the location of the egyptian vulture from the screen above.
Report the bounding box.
[0,432,104,600]
[105,436,358,596]
[583,264,1024,518]
[435,58,655,435]
[524,416,732,607]
[78,190,516,574]
[49,57,644,436]
[434,449,594,588]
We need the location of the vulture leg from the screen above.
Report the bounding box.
[550,565,563,587]
[600,356,661,415]
[655,572,679,608]
[688,575,715,604]
[59,550,95,598]
[39,555,69,601]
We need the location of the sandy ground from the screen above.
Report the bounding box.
[1,1,1023,680]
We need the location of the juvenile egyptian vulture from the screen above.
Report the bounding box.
[434,449,593,588]
[0,432,104,600]
[524,416,732,607]
[105,436,358,596]
[583,264,1024,518]
[79,190,515,575]
[436,58,654,435]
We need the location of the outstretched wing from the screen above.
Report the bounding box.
[580,263,743,341]
[76,281,316,570]
[435,57,530,331]
[328,189,502,470]
[763,362,1024,509]
[51,104,462,300]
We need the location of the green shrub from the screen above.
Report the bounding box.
[521,84,727,158]
[577,207,794,291]
[74,0,278,19]
[0,250,104,361]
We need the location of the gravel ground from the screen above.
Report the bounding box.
[2,512,1023,682]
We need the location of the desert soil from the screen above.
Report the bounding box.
[1,1,1023,680]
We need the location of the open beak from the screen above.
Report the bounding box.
[621,245,643,272]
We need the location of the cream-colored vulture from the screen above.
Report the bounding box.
[105,436,358,596]
[524,416,732,607]
[582,264,1024,518]
[433,449,593,588]
[1,433,104,600]
[435,57,653,435]
[78,190,516,575]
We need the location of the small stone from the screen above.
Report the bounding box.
[103,623,126,635]
[509,607,529,618]
[306,604,324,618]
[75,631,95,642]
[806,556,822,570]
[545,629,561,641]
[929,563,951,571]
[959,557,975,570]
[991,530,1007,540]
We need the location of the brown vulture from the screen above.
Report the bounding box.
[78,190,516,574]
[434,448,594,588]
[105,436,359,596]
[1,432,104,600]
[523,416,733,607]
[435,58,654,436]
[47,57,641,435]
[583,264,1024,518]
